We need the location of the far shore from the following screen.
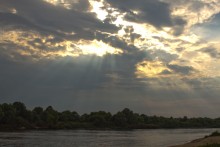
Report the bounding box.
[2,102,220,132]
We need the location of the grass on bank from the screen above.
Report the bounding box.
[205,131,220,138]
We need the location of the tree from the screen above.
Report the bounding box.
[71,111,80,122]
[59,110,73,122]
[13,102,27,118]
[32,107,44,125]
[1,103,16,124]
[42,106,59,127]
[113,112,127,127]
[88,111,112,127]
[33,107,44,115]
[0,105,4,121]
[121,108,138,125]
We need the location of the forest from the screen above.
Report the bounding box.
[1,102,220,130]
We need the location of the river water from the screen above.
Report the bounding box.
[0,129,219,147]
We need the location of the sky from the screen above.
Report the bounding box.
[0,0,220,117]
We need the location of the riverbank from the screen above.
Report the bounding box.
[171,132,220,147]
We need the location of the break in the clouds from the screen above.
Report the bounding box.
[0,0,220,117]
[194,12,220,41]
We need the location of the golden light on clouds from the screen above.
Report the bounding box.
[43,0,68,7]
[136,61,170,78]
[47,0,220,80]
[174,50,220,78]
[0,30,123,60]
[89,0,206,56]
[167,0,220,32]
[1,0,220,79]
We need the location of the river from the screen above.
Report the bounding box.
[0,129,219,147]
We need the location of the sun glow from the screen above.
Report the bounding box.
[89,0,108,21]
[43,0,75,9]
[76,40,123,56]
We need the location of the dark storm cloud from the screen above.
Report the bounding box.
[123,26,142,43]
[0,0,150,97]
[1,45,220,116]
[0,0,118,41]
[167,64,194,75]
[105,0,186,30]
[105,0,172,27]
[95,32,146,55]
[0,0,151,66]
[200,47,220,58]
[0,13,34,27]
[0,12,68,42]
[70,0,91,11]
[0,52,146,107]
[0,56,104,98]
[149,50,179,63]
[160,69,172,75]
[172,17,187,36]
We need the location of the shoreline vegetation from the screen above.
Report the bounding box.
[1,102,220,131]
[171,131,220,147]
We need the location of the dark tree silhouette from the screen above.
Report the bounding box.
[1,102,220,130]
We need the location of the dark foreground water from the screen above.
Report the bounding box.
[0,129,219,147]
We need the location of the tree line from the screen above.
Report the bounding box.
[1,102,220,130]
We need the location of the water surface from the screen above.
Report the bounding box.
[0,129,219,147]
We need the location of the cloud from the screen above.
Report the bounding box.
[0,0,118,40]
[167,64,194,75]
[164,0,220,26]
[200,47,220,58]
[149,50,179,63]
[105,0,185,28]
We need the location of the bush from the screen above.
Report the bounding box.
[210,131,220,137]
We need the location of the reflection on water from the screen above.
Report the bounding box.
[0,129,219,147]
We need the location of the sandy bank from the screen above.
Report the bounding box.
[170,136,220,147]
